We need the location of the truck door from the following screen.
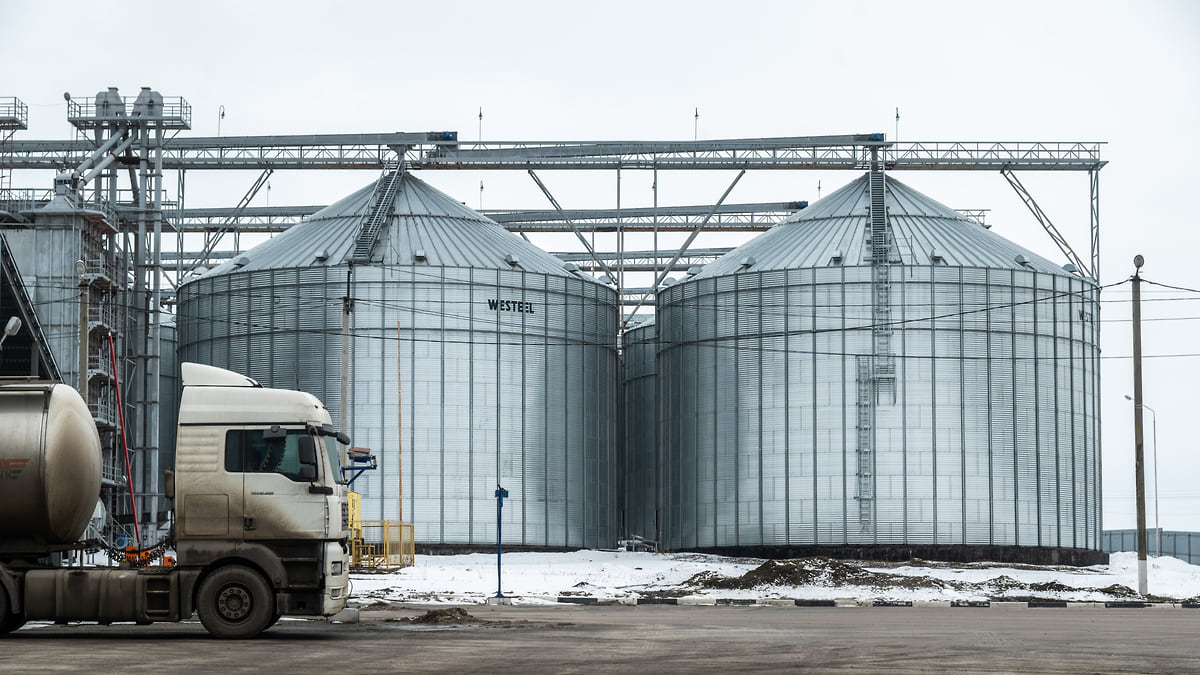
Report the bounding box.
[228,427,326,540]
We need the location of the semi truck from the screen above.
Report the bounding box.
[0,362,351,638]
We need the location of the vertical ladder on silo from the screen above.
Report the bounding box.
[352,162,404,262]
[855,356,874,524]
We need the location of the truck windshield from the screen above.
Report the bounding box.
[325,436,348,485]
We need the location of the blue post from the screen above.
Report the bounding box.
[494,485,508,598]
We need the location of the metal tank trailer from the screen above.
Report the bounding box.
[177,172,620,550]
[650,173,1105,565]
[0,383,101,552]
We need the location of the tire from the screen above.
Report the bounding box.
[196,565,275,639]
[0,587,26,636]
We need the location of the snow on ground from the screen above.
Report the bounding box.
[349,550,1200,606]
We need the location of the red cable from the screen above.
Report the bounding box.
[108,332,141,548]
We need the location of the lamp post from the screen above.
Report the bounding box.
[0,316,22,352]
[1126,394,1159,557]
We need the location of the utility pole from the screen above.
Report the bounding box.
[1131,254,1148,596]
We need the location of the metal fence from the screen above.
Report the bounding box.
[1101,529,1200,565]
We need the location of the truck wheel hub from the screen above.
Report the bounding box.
[217,586,251,620]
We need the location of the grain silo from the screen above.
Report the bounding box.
[620,317,658,546]
[177,172,619,549]
[655,171,1103,564]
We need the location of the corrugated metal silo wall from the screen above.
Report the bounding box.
[159,322,179,471]
[621,321,658,544]
[3,223,82,384]
[657,265,1101,552]
[178,263,619,548]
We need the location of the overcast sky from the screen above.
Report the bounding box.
[3,0,1198,531]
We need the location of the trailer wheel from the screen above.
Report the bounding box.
[196,565,275,639]
[0,588,26,636]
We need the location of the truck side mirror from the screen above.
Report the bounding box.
[163,468,175,499]
[298,435,319,483]
[298,435,317,466]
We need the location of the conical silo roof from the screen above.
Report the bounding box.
[691,174,1079,279]
[199,172,575,277]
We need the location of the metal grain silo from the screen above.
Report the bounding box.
[656,172,1102,564]
[177,172,619,548]
[620,317,658,546]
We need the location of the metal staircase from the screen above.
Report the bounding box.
[351,163,404,262]
[855,150,895,530]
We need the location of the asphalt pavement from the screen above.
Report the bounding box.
[2,605,1198,673]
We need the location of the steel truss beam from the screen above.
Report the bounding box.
[160,246,734,271]
[554,247,731,273]
[166,201,802,233]
[7,136,1105,171]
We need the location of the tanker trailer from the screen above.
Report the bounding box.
[0,363,351,638]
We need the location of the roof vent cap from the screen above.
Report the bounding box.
[1014,254,1030,267]
[314,249,329,262]
[930,248,944,263]
[686,265,703,277]
[563,262,579,273]
[1062,263,1078,274]
[232,255,250,268]
[504,253,520,267]
[413,249,427,263]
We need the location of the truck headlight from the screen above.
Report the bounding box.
[332,561,343,576]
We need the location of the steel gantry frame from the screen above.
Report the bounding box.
[0,92,1107,550]
[5,129,1107,305]
[4,127,1107,307]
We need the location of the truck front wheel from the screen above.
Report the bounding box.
[196,565,275,639]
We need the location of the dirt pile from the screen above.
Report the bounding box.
[686,557,951,592]
[408,607,480,625]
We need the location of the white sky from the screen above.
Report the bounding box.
[3,0,1199,531]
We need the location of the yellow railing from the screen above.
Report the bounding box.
[347,492,415,571]
[351,520,415,572]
